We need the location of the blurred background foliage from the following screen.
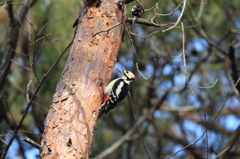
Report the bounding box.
[0,0,240,158]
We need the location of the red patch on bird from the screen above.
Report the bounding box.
[104,94,109,102]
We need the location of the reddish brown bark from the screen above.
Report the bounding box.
[40,0,125,158]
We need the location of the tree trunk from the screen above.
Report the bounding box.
[40,0,125,158]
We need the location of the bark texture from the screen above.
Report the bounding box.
[40,0,125,158]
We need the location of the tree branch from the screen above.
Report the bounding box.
[95,91,169,158]
[22,137,42,150]
[0,41,72,159]
[220,126,240,159]
[228,45,240,92]
[0,0,37,89]
[126,17,169,27]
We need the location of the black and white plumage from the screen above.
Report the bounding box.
[98,70,135,119]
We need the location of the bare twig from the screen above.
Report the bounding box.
[161,105,198,112]
[188,79,218,89]
[26,79,33,102]
[0,41,72,159]
[95,91,169,159]
[177,17,194,94]
[187,1,228,56]
[205,114,209,159]
[95,116,146,159]
[22,137,42,150]
[167,78,240,159]
[172,15,218,92]
[211,147,230,159]
[196,0,207,20]
[144,0,160,12]
[167,142,197,159]
[124,24,157,80]
[30,31,53,46]
[0,0,38,90]
[128,92,150,159]
[228,45,240,92]
[10,59,31,71]
[219,125,240,159]
[155,1,183,16]
[161,0,186,32]
[0,138,7,145]
[126,17,169,27]
[224,69,240,101]
[129,30,161,39]
[93,22,123,37]
[0,0,11,6]
[0,92,17,125]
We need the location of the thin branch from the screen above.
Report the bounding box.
[187,1,228,56]
[129,30,161,39]
[95,117,146,159]
[211,147,230,159]
[228,45,240,92]
[0,0,38,89]
[180,18,187,78]
[22,137,42,150]
[127,17,195,29]
[26,79,33,102]
[0,41,72,159]
[179,16,196,94]
[188,78,218,89]
[30,31,53,46]
[19,130,42,136]
[167,78,240,159]
[124,24,157,80]
[224,68,240,101]
[220,125,240,159]
[126,17,169,27]
[95,91,169,159]
[0,0,23,6]
[161,105,198,112]
[172,17,218,92]
[16,136,27,159]
[128,92,150,159]
[210,78,240,125]
[196,0,206,20]
[144,0,160,12]
[10,48,29,56]
[155,1,183,16]
[0,138,7,145]
[0,0,11,6]
[0,92,17,125]
[161,0,186,32]
[205,114,209,159]
[93,22,123,37]
[167,142,197,159]
[14,2,34,40]
[10,59,31,71]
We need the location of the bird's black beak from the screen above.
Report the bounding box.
[116,68,123,74]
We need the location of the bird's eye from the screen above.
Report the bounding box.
[126,71,129,73]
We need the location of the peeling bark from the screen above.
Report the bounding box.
[40,0,125,158]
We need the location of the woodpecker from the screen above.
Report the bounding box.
[98,69,136,118]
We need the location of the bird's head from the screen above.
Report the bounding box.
[117,69,136,82]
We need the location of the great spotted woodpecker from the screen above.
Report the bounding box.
[98,69,136,118]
